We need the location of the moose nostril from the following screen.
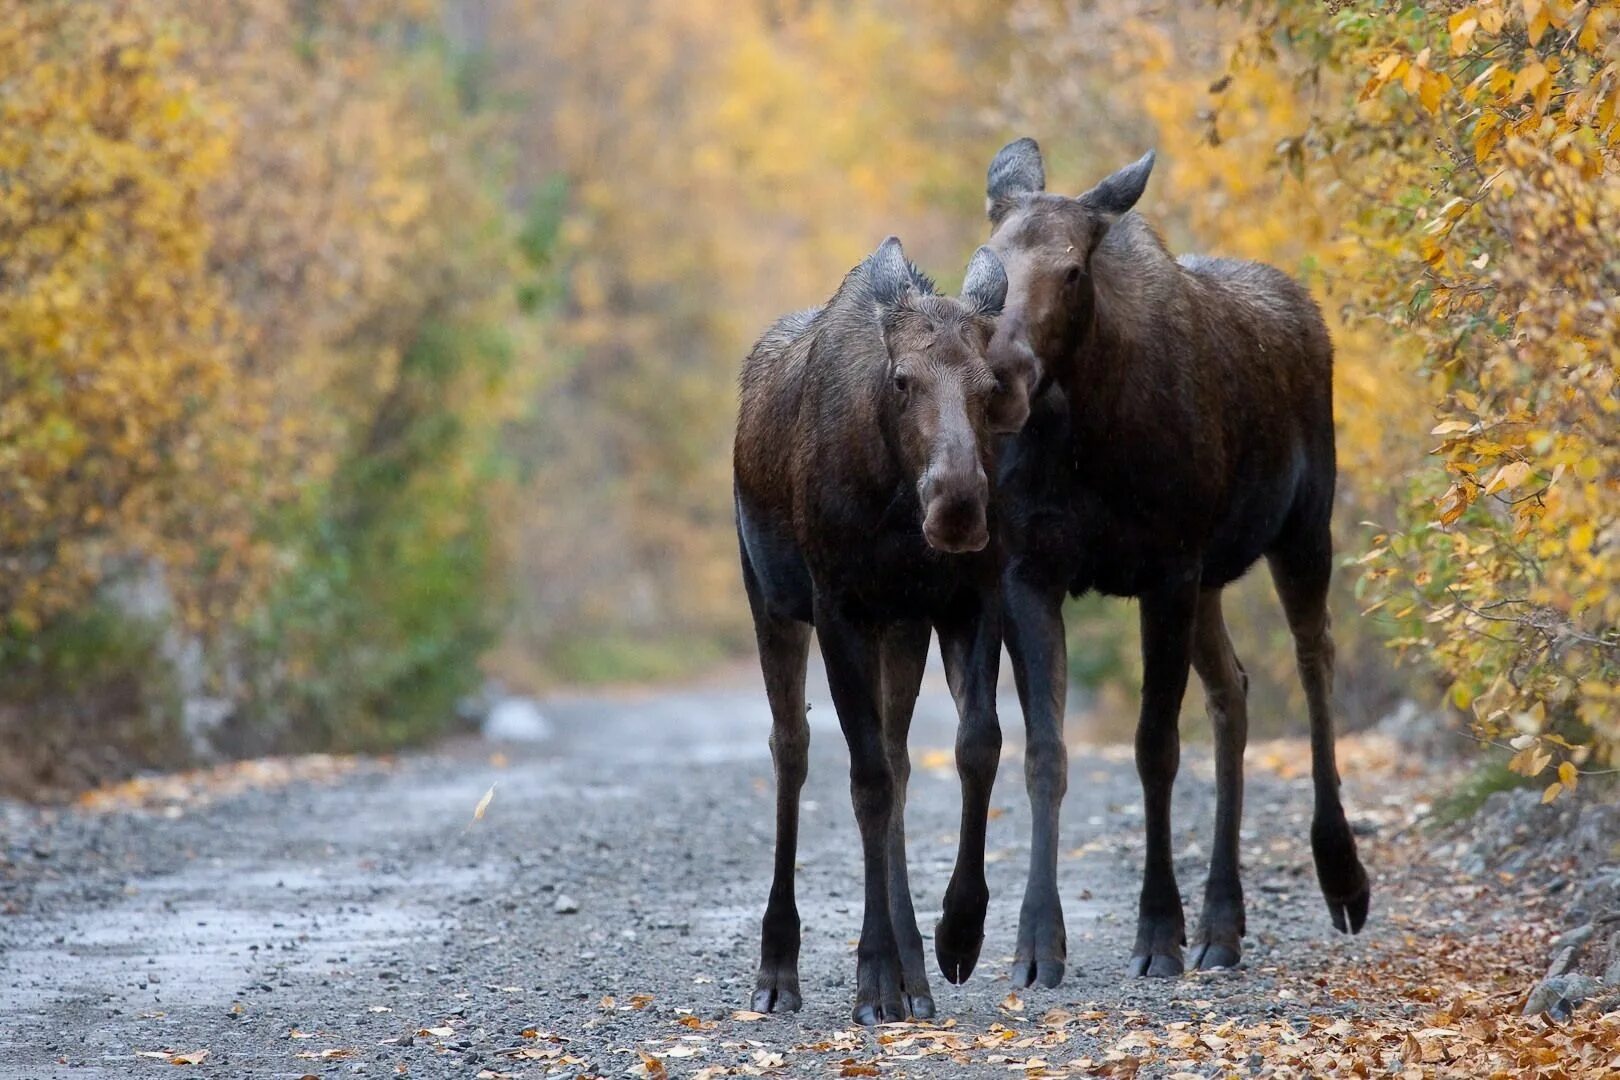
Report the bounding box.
[922,492,989,554]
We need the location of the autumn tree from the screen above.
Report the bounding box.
[1007,0,1619,775]
[0,1,234,637]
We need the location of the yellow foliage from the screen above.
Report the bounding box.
[3,0,526,720]
[1213,0,1620,783]
[999,0,1619,772]
[0,1,233,632]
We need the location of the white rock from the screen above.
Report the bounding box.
[483,697,552,743]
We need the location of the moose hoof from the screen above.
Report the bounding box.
[1128,952,1184,978]
[752,966,802,1013]
[1190,941,1242,971]
[934,915,985,986]
[1325,881,1371,935]
[907,992,936,1021]
[1010,904,1067,988]
[851,996,907,1027]
[1010,954,1066,989]
[751,984,801,1013]
[1312,818,1370,935]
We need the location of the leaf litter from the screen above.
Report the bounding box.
[499,733,1618,1079]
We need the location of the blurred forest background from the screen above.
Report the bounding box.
[2,0,1615,799]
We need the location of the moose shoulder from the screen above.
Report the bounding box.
[733,237,1012,1025]
[983,137,1370,987]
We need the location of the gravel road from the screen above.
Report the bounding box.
[0,656,1411,1079]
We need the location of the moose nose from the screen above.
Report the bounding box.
[987,329,1038,434]
[988,372,1032,434]
[920,467,990,554]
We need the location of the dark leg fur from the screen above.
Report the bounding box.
[1129,582,1197,978]
[1002,574,1069,988]
[934,598,1003,987]
[744,556,813,1013]
[879,621,936,1018]
[1268,528,1371,936]
[1189,589,1249,970]
[816,597,907,1026]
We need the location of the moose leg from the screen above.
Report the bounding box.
[934,595,1003,986]
[878,621,935,1018]
[744,562,813,1013]
[1130,582,1198,977]
[1268,541,1370,935]
[1189,588,1249,970]
[1002,572,1069,988]
[815,599,907,1025]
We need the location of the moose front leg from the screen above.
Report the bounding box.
[933,593,1003,986]
[878,621,935,1019]
[1130,581,1198,977]
[1002,572,1069,988]
[815,599,907,1025]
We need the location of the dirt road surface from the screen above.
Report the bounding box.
[1,658,1473,1078]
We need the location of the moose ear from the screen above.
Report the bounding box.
[1077,149,1155,223]
[987,137,1045,224]
[960,245,1007,316]
[868,235,913,309]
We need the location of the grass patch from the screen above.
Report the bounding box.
[545,632,729,685]
[1429,757,1537,828]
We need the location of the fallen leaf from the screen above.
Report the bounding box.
[168,1050,209,1066]
[472,782,496,823]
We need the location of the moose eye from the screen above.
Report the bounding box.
[892,370,910,394]
[1064,265,1083,287]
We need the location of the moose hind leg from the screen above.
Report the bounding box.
[1268,541,1370,935]
[879,621,936,1018]
[1189,589,1249,970]
[745,561,813,1013]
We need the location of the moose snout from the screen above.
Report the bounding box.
[987,329,1038,435]
[919,466,990,554]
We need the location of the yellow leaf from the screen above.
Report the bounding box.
[1419,70,1451,114]
[1485,460,1532,494]
[1450,15,1479,56]
[1541,780,1562,804]
[1558,761,1578,792]
[471,783,496,823]
[1512,60,1549,100]
[1526,0,1551,45]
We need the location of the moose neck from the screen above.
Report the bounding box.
[1056,218,1179,448]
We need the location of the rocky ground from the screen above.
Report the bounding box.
[2,659,1618,1078]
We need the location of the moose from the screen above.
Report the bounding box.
[982,138,1371,984]
[733,236,1015,1025]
